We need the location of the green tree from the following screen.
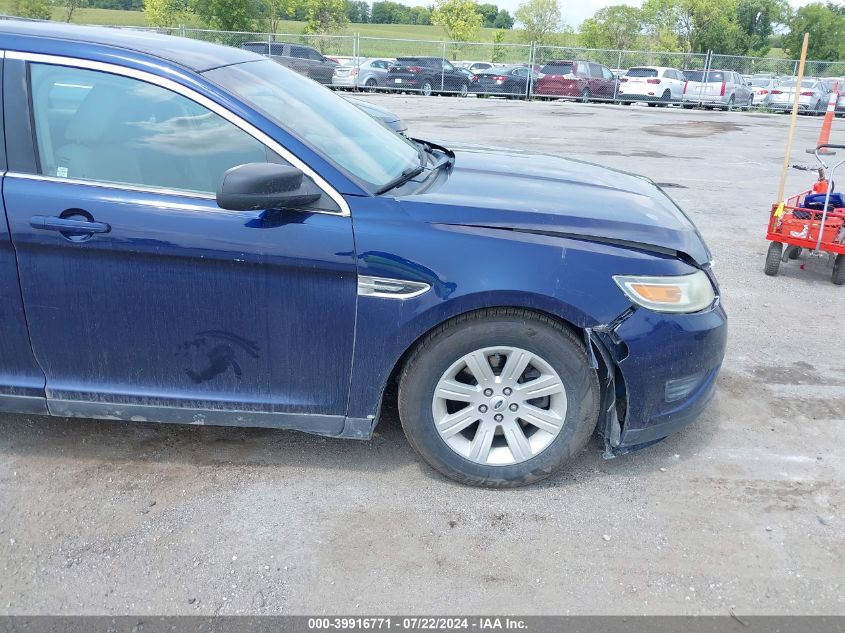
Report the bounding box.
[491,27,507,61]
[476,2,498,26]
[580,5,644,50]
[63,0,87,21]
[409,5,431,24]
[641,0,744,53]
[10,0,53,19]
[260,0,300,32]
[493,8,513,28]
[736,0,788,55]
[784,2,845,61]
[343,0,368,22]
[192,0,257,30]
[514,0,563,44]
[432,0,483,42]
[303,0,349,34]
[144,0,189,26]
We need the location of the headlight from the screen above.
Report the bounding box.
[613,270,715,314]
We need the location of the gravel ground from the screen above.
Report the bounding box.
[1,98,843,616]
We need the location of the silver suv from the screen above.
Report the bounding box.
[682,69,754,110]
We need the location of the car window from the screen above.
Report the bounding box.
[269,43,285,56]
[540,62,573,75]
[306,48,324,61]
[685,70,725,83]
[30,64,281,196]
[242,43,268,55]
[289,46,309,59]
[602,66,613,80]
[442,60,454,71]
[627,67,658,78]
[206,59,421,191]
[589,63,602,78]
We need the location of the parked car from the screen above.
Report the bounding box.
[0,20,726,487]
[748,76,779,107]
[681,70,753,110]
[768,79,828,114]
[535,60,618,102]
[386,57,472,96]
[461,61,495,73]
[471,65,537,98]
[618,66,686,106]
[241,41,337,84]
[332,58,393,91]
[343,96,407,134]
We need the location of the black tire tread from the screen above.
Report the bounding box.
[398,307,600,488]
[764,242,782,276]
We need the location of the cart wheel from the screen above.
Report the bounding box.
[786,246,801,260]
[764,242,783,276]
[833,255,845,286]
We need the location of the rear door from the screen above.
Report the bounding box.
[2,54,357,431]
[0,53,48,415]
[287,45,314,79]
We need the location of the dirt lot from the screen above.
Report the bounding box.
[1,98,843,616]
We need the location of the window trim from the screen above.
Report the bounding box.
[6,50,350,217]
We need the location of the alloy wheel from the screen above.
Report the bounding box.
[432,346,568,466]
[422,81,433,96]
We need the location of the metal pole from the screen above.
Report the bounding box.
[776,33,810,210]
[353,33,360,91]
[442,41,447,93]
[525,42,534,99]
[699,50,711,106]
[614,49,623,103]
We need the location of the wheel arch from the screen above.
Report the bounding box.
[367,301,609,433]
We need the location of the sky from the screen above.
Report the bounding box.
[476,0,830,29]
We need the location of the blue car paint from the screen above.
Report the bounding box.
[0,22,727,454]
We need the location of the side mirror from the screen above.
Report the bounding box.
[216,163,321,212]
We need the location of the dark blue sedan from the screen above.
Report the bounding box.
[0,21,726,487]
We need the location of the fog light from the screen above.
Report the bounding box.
[665,372,705,402]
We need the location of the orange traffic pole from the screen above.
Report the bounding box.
[808,81,839,154]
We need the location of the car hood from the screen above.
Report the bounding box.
[399,144,711,265]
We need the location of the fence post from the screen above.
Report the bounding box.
[525,43,534,100]
[699,50,712,105]
[354,33,361,91]
[441,41,447,93]
[613,49,623,103]
[268,31,272,55]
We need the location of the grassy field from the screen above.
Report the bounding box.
[0,2,569,47]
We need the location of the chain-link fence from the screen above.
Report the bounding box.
[114,26,845,104]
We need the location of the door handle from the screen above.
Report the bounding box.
[30,216,111,234]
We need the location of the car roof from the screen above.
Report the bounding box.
[0,19,261,72]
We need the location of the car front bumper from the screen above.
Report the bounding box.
[600,300,727,450]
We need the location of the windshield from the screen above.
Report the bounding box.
[541,62,573,75]
[685,71,724,83]
[626,68,658,78]
[749,78,771,87]
[204,60,421,191]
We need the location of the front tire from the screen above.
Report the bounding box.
[833,255,845,285]
[764,242,783,276]
[398,309,600,488]
[580,88,591,104]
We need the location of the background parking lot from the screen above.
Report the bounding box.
[0,98,843,615]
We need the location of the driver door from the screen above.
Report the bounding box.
[2,56,357,431]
